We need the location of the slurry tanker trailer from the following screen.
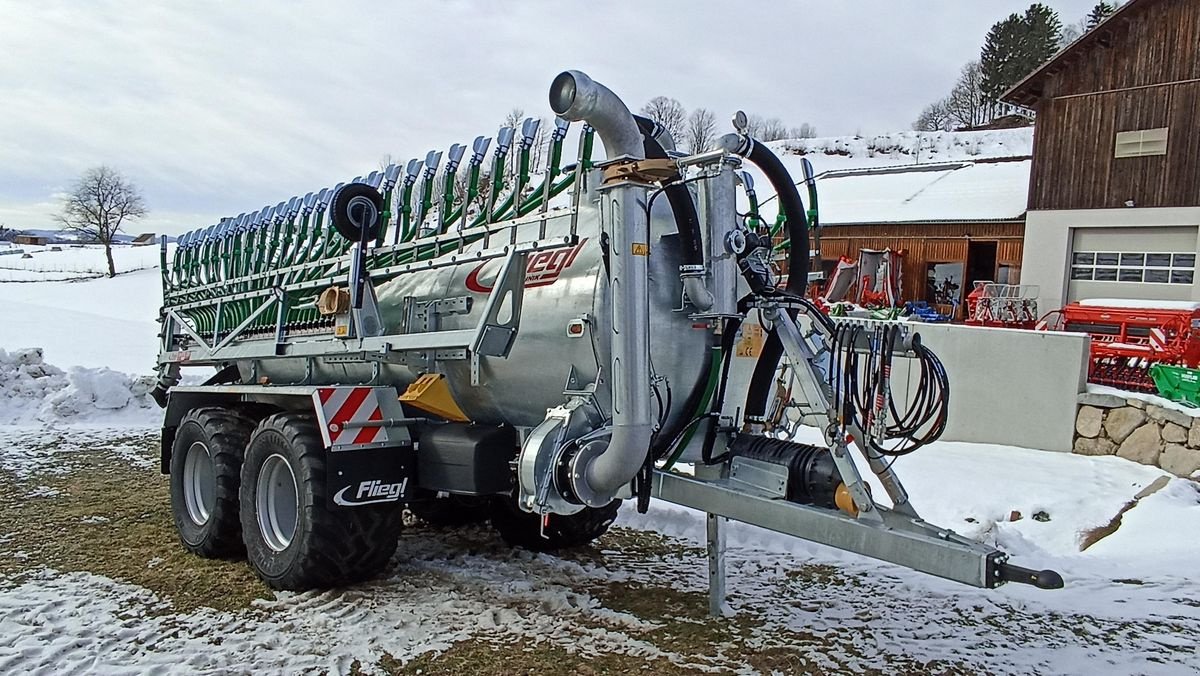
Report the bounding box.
[154,70,1061,606]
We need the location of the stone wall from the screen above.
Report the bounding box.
[1074,392,1200,477]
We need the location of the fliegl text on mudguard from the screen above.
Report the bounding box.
[327,445,415,509]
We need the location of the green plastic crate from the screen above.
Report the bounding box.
[1149,364,1200,408]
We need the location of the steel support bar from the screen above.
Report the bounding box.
[213,293,279,352]
[166,309,212,352]
[652,470,999,589]
[160,329,479,365]
[161,248,529,366]
[706,513,727,617]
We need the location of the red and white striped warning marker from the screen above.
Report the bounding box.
[1149,328,1168,353]
[315,386,386,447]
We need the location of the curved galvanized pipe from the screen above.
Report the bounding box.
[547,70,652,504]
[549,70,645,160]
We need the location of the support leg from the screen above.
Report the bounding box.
[706,512,727,617]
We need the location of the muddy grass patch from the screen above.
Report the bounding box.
[379,640,694,675]
[0,435,269,613]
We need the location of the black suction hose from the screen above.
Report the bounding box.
[632,115,712,456]
[737,137,810,291]
[633,115,704,268]
[720,134,811,422]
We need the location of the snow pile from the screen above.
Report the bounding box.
[0,348,158,424]
[771,127,1033,164]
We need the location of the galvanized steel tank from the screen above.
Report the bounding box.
[250,189,711,437]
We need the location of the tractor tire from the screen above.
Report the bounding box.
[407,493,492,528]
[239,413,403,590]
[169,407,255,559]
[490,496,620,552]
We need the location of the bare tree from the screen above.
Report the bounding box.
[639,96,687,144]
[684,107,717,153]
[503,107,525,131]
[790,123,818,139]
[913,99,955,132]
[741,114,790,141]
[758,117,789,141]
[499,108,548,175]
[945,60,991,128]
[55,166,147,277]
[1058,18,1087,46]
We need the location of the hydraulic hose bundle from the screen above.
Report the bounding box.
[829,323,949,457]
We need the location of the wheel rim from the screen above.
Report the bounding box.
[257,453,299,552]
[182,441,215,526]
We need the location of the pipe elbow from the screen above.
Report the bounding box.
[579,422,654,501]
[683,275,714,312]
[718,132,750,156]
[549,70,645,160]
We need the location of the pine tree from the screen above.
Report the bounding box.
[980,4,1063,102]
[980,13,1024,102]
[1024,3,1063,64]
[1087,1,1117,29]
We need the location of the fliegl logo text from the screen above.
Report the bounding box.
[334,478,408,506]
[465,238,588,293]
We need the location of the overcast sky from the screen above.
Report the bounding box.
[1,1,1100,235]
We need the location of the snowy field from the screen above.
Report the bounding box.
[0,256,162,375]
[1,210,1199,674]
[0,243,163,282]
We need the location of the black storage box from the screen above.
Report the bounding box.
[416,423,517,495]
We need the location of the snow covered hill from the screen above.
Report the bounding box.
[740,127,1034,223]
[0,242,163,282]
[773,127,1034,166]
[0,266,161,374]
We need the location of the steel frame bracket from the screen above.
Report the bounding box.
[652,468,1001,617]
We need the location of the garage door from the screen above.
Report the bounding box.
[1067,226,1198,302]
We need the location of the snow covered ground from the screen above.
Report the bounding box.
[0,243,162,282]
[0,264,162,375]
[2,174,1199,674]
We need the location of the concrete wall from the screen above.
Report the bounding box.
[888,322,1089,453]
[720,317,1089,454]
[1022,207,1200,312]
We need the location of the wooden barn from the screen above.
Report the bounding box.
[812,157,1030,317]
[1002,0,1200,311]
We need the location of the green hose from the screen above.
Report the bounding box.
[662,345,722,471]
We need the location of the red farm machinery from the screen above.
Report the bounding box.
[1038,300,1200,392]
